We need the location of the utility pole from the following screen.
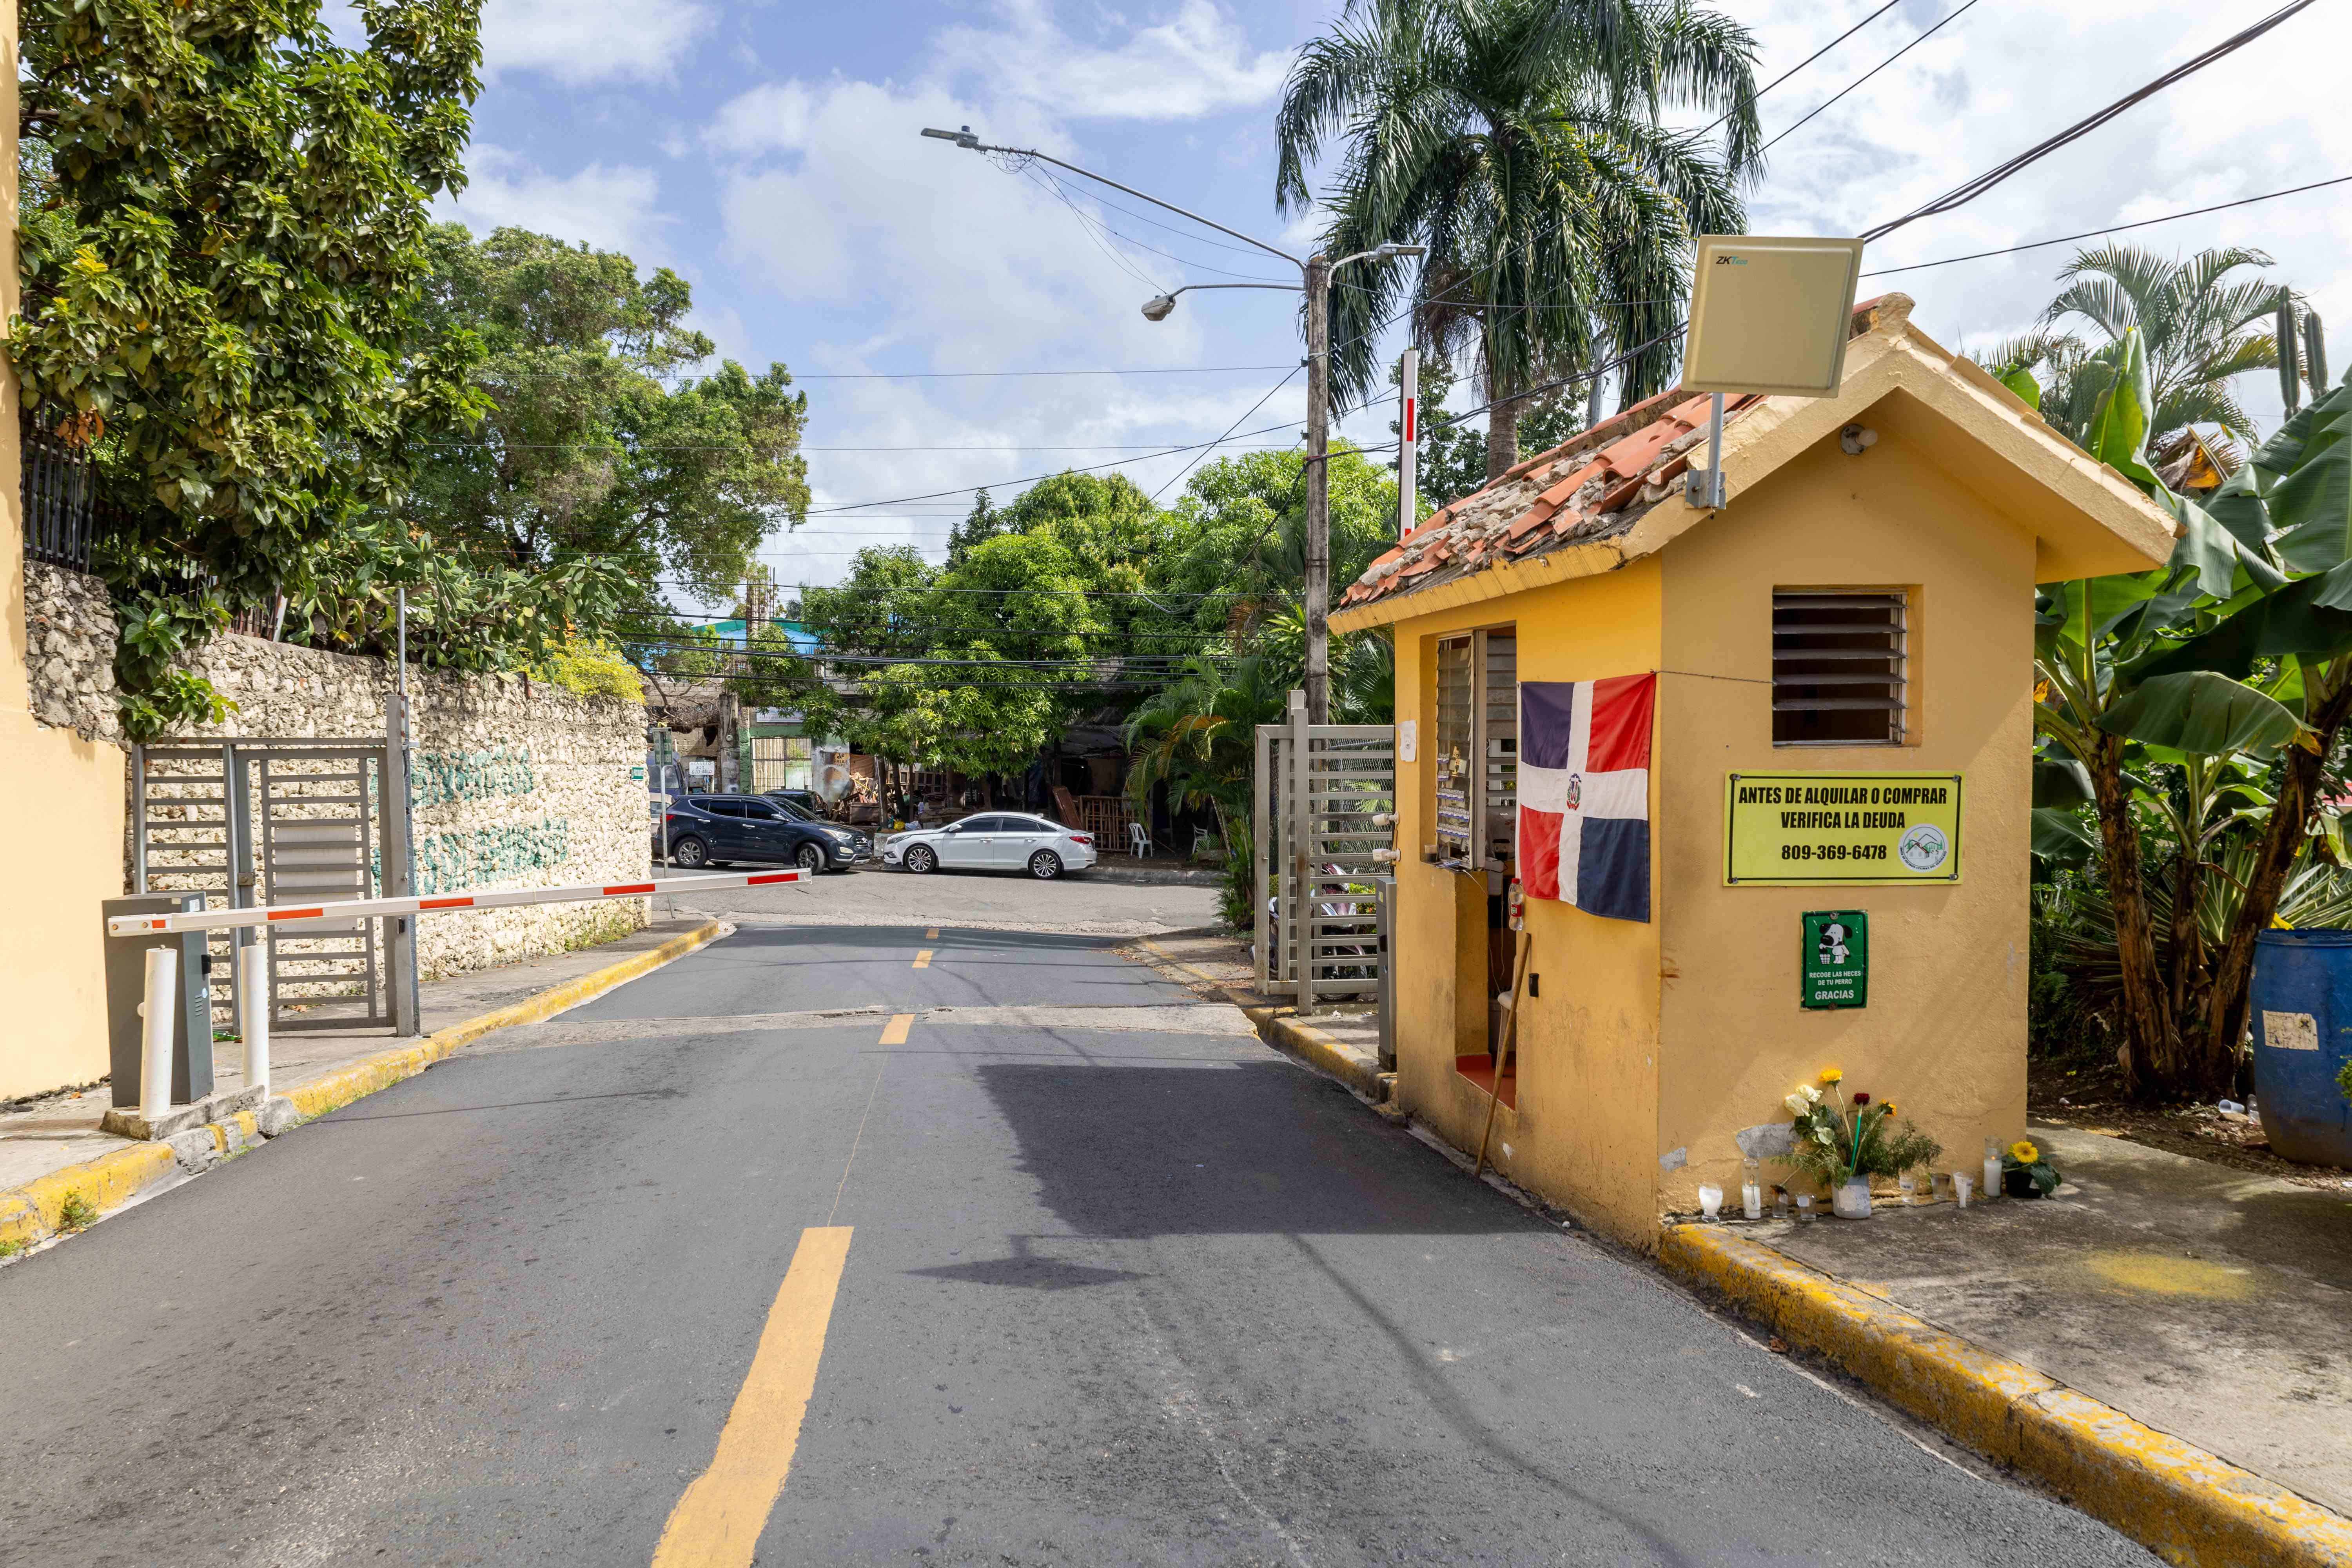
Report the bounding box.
[918,127,1421,735]
[1303,254,1332,725]
[1397,347,1419,538]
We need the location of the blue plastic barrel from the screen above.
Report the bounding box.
[2249,928,2352,1167]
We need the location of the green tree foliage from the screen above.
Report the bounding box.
[16,0,488,735]
[1276,0,1759,481]
[1159,445,1399,639]
[402,225,811,610]
[1980,245,2289,455]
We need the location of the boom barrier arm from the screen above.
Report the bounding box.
[106,868,813,938]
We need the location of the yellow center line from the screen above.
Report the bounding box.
[912,949,933,969]
[651,1226,853,1568]
[879,1013,914,1045]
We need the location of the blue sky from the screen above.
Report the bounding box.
[417,0,2352,604]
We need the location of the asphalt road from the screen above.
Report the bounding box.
[0,925,2152,1566]
[656,862,1223,937]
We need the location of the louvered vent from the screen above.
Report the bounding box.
[1435,635,1474,861]
[1772,590,1906,745]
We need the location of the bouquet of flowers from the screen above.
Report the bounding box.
[1783,1069,1942,1188]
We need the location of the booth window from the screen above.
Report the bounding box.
[1432,630,1518,870]
[1772,590,1907,745]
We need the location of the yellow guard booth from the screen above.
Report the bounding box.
[1332,294,2174,1243]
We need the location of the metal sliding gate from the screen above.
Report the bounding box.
[1254,694,1397,1012]
[132,712,420,1036]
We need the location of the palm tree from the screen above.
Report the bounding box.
[1984,245,2289,454]
[1275,0,1761,481]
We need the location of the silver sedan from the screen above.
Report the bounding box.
[881,813,1099,879]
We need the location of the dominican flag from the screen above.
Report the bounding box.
[1518,675,1657,923]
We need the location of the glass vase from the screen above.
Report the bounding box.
[1831,1178,1873,1219]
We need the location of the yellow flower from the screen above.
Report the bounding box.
[1819,1068,1843,1086]
[1881,1101,1899,1118]
[2009,1140,2040,1165]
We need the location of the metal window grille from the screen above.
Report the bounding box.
[1772,590,1907,745]
[20,424,96,571]
[1434,635,1474,862]
[1481,630,1517,870]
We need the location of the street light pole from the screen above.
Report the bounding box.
[921,126,1420,726]
[1303,253,1332,725]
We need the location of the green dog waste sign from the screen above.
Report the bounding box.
[1800,911,1867,1009]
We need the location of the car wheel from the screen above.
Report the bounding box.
[905,844,938,874]
[671,835,710,869]
[1028,849,1063,880]
[796,842,827,874]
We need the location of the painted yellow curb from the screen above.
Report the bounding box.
[0,1143,177,1250]
[0,920,727,1255]
[1131,939,1383,1098]
[1661,1224,2352,1568]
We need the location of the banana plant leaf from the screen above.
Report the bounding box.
[2132,557,2352,681]
[2031,806,2096,866]
[1998,366,2042,408]
[2268,385,2352,570]
[2092,670,2304,754]
[2033,756,2095,806]
[2084,328,2163,492]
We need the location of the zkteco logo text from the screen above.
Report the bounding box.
[1713,254,1749,266]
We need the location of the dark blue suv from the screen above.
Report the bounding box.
[658,793,870,874]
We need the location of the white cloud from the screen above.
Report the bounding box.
[706,82,818,159]
[442,147,667,259]
[1726,0,2352,430]
[932,0,1290,122]
[480,0,710,86]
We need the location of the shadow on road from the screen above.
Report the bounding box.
[975,1058,1549,1239]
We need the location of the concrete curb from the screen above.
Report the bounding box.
[1660,1224,2352,1568]
[0,919,729,1257]
[1130,940,1384,1099]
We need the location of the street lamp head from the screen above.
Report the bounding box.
[1377,243,1427,258]
[920,125,982,150]
[1140,294,1177,322]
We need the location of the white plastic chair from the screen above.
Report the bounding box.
[1127,821,1151,858]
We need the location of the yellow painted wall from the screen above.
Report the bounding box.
[0,1,131,1102]
[1656,403,2033,1216]
[1388,560,1666,1240]
[1381,398,2045,1244]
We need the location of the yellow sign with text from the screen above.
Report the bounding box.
[1724,772,1963,886]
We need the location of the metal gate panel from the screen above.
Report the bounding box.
[258,750,388,1031]
[134,736,410,1036]
[1256,695,1396,1010]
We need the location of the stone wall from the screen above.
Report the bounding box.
[22,562,649,980]
[22,559,120,743]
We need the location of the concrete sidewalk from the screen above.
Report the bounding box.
[1666,1123,2352,1564]
[0,915,722,1245]
[1749,1123,2352,1514]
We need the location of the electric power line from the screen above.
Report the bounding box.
[1860,173,2352,277]
[1751,0,1986,161]
[1858,0,2321,244]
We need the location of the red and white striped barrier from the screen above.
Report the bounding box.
[106,867,813,938]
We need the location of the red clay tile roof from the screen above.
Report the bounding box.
[1343,298,1890,613]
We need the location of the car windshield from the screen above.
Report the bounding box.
[766,795,815,820]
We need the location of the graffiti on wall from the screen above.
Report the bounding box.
[412,746,538,808]
[412,818,572,895]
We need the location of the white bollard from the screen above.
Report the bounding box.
[240,946,270,1098]
[140,946,178,1118]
